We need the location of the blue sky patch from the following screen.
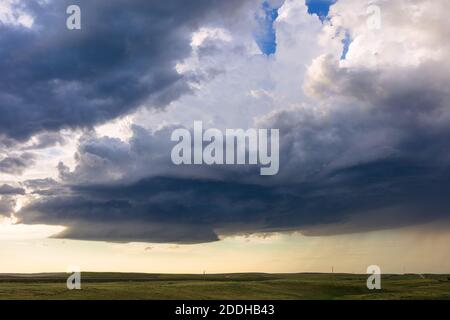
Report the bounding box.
[341,31,352,60]
[254,1,280,55]
[305,0,337,21]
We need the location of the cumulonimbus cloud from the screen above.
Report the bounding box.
[12,0,450,243]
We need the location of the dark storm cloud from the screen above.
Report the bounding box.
[17,156,450,243]
[0,152,35,175]
[23,132,66,150]
[17,176,311,243]
[0,0,253,141]
[0,196,15,217]
[0,184,25,195]
[17,96,450,242]
[24,178,63,196]
[24,178,59,189]
[16,50,450,243]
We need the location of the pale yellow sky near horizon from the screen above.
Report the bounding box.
[1,220,449,274]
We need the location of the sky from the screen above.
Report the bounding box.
[0,0,449,274]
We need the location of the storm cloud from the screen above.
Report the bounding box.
[0,0,254,141]
[10,0,450,243]
[17,158,450,242]
[0,152,35,175]
[0,196,15,217]
[0,184,25,195]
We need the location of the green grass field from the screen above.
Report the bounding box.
[0,273,449,300]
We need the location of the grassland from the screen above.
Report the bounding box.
[0,273,449,300]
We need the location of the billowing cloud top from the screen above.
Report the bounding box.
[2,0,450,243]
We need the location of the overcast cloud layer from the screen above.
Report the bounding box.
[2,0,450,243]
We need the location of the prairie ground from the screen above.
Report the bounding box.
[0,273,449,300]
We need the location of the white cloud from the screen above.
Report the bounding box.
[0,0,34,28]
